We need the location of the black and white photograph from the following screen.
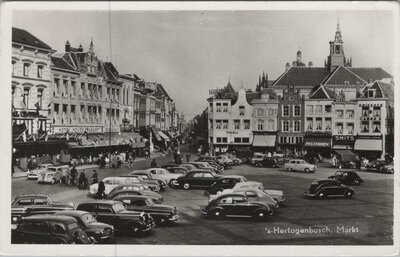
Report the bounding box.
[0,1,398,256]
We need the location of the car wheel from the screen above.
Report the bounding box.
[285,168,291,172]
[211,209,224,219]
[253,209,269,220]
[318,191,326,199]
[344,190,353,198]
[183,183,190,190]
[304,168,310,173]
[169,179,177,188]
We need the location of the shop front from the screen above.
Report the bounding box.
[251,132,277,154]
[303,133,332,158]
[332,135,355,150]
[353,135,383,160]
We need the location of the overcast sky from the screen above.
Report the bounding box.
[13,10,395,119]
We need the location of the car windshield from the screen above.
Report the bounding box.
[47,168,57,172]
[113,203,126,213]
[145,198,155,206]
[81,213,95,225]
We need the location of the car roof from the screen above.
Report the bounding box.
[78,200,120,205]
[22,215,77,223]
[14,194,50,201]
[219,175,244,179]
[130,170,150,174]
[290,159,305,161]
[235,181,261,186]
[315,179,337,183]
[146,168,167,171]
[54,210,88,217]
[215,193,246,200]
[114,195,150,200]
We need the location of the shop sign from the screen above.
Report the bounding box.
[227,131,238,134]
[333,135,355,142]
[304,141,330,147]
[51,126,103,134]
[357,135,382,140]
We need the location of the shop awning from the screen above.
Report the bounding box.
[252,135,276,147]
[158,131,170,141]
[334,149,357,162]
[303,137,331,148]
[68,132,145,148]
[354,139,382,151]
[151,128,162,142]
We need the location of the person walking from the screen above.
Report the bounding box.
[91,170,98,184]
[70,165,78,186]
[96,180,105,199]
[355,156,362,171]
[151,159,157,168]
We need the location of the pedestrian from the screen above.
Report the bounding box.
[91,170,98,184]
[70,165,78,185]
[186,154,190,162]
[356,156,361,171]
[151,159,157,168]
[96,180,105,199]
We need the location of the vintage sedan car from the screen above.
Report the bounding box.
[216,155,235,166]
[381,161,394,174]
[365,159,387,172]
[119,175,163,191]
[11,194,74,227]
[194,161,224,173]
[254,157,279,168]
[37,165,70,184]
[201,193,273,220]
[196,155,217,162]
[230,181,285,205]
[165,166,189,176]
[175,170,222,189]
[115,195,179,224]
[182,162,217,173]
[76,200,155,234]
[304,179,355,199]
[127,170,167,189]
[328,170,364,185]
[26,163,53,180]
[205,175,247,195]
[88,176,157,197]
[283,159,316,173]
[12,215,94,244]
[145,168,185,186]
[178,163,197,172]
[54,210,114,242]
[106,186,163,203]
[251,153,266,165]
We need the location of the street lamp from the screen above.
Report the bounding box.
[108,98,119,155]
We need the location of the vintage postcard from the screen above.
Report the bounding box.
[0,1,398,256]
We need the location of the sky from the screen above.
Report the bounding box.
[12,10,395,119]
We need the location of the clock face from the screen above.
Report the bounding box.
[289,96,294,101]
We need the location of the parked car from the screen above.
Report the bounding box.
[145,168,185,186]
[365,159,388,172]
[54,210,115,242]
[106,185,163,203]
[12,215,94,244]
[26,163,53,180]
[230,181,285,205]
[119,175,163,191]
[178,163,197,172]
[175,170,222,189]
[223,154,243,165]
[88,176,156,197]
[11,194,75,228]
[161,164,181,170]
[114,195,179,224]
[128,170,167,189]
[165,166,189,176]
[201,193,273,220]
[304,179,355,199]
[251,153,266,165]
[328,170,364,185]
[182,162,217,173]
[196,155,217,162]
[381,161,394,174]
[76,200,155,235]
[283,159,316,173]
[195,160,224,173]
[216,155,234,166]
[254,157,279,168]
[37,165,70,184]
[205,175,247,195]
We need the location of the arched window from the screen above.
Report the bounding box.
[267,119,275,131]
[257,119,264,131]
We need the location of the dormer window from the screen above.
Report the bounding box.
[368,89,375,98]
[239,106,245,116]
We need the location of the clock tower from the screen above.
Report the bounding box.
[326,21,352,71]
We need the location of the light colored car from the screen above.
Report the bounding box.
[88,176,151,196]
[27,163,53,180]
[145,168,185,186]
[216,155,234,166]
[251,153,266,164]
[37,165,70,184]
[228,181,285,205]
[283,159,316,173]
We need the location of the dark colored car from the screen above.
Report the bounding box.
[175,170,222,189]
[206,175,247,195]
[161,164,181,170]
[54,210,114,242]
[365,159,387,172]
[201,193,273,220]
[165,166,189,176]
[381,162,394,174]
[254,157,279,168]
[106,185,163,203]
[118,175,164,191]
[115,195,179,224]
[182,162,217,173]
[304,179,355,199]
[12,215,94,244]
[195,160,224,173]
[328,170,364,185]
[76,200,155,235]
[11,194,75,227]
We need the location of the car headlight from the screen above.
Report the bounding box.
[12,217,18,222]
[95,229,104,234]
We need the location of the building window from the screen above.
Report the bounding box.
[347,123,354,134]
[23,63,30,76]
[361,121,369,133]
[242,138,249,143]
[293,105,301,117]
[222,120,228,129]
[335,110,344,118]
[216,103,222,112]
[209,102,213,112]
[222,137,228,143]
[306,118,313,131]
[373,122,381,133]
[306,105,313,115]
[54,78,61,95]
[368,90,375,98]
[63,80,68,96]
[12,60,16,75]
[266,119,274,131]
[244,120,250,129]
[373,106,381,117]
[209,137,213,143]
[23,88,30,107]
[215,120,222,129]
[346,109,354,118]
[257,108,264,117]
[71,81,76,97]
[209,119,213,129]
[336,122,343,134]
[315,105,322,114]
[222,103,228,112]
[282,121,289,132]
[234,119,240,129]
[325,118,332,131]
[239,106,245,116]
[283,105,289,117]
[37,65,43,78]
[216,137,222,143]
[296,137,302,144]
[234,137,241,143]
[37,89,43,109]
[362,106,369,117]
[293,121,301,132]
[280,136,287,144]
[315,118,322,131]
[257,120,264,131]
[268,109,275,116]
[325,105,332,113]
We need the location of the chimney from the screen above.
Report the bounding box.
[308,61,313,67]
[78,44,83,52]
[285,63,290,71]
[65,40,70,52]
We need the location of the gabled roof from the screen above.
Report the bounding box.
[51,56,77,72]
[245,92,260,104]
[12,27,53,51]
[322,66,366,85]
[103,62,120,82]
[359,81,394,100]
[157,84,171,100]
[309,85,336,99]
[273,67,330,87]
[348,67,392,82]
